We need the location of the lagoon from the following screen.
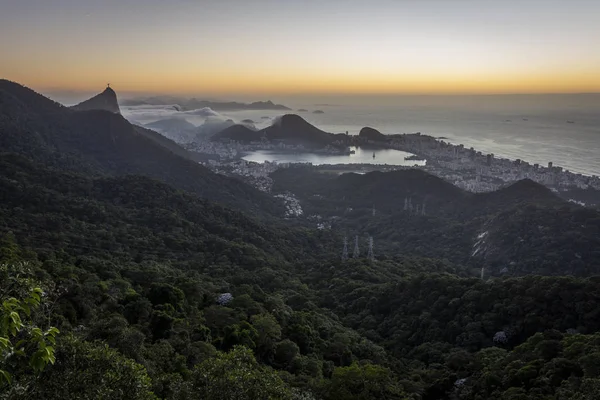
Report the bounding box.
[242,146,427,166]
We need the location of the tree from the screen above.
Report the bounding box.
[179,345,292,400]
[1,262,59,393]
[251,313,282,361]
[29,336,156,400]
[322,362,407,400]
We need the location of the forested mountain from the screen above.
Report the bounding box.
[2,79,600,400]
[272,167,600,276]
[71,86,121,113]
[0,80,281,215]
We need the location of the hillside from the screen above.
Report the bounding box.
[0,79,282,215]
[212,124,262,142]
[144,117,197,143]
[133,124,204,162]
[358,127,386,141]
[272,167,466,214]
[71,86,121,113]
[2,81,600,399]
[213,114,336,147]
[0,154,327,264]
[272,167,600,276]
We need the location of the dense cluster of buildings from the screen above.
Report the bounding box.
[190,132,599,197]
[275,192,303,217]
[204,159,289,192]
[385,133,600,193]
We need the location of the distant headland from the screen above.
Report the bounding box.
[122,96,290,111]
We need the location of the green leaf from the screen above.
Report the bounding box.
[31,327,43,340]
[0,369,11,385]
[0,337,10,351]
[47,327,60,336]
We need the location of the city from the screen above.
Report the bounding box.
[186,132,600,204]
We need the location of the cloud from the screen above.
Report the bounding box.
[182,107,220,117]
[121,104,220,123]
[194,116,258,140]
[122,103,258,142]
[195,117,236,139]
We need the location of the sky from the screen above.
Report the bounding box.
[1,0,600,96]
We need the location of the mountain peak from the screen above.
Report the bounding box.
[102,86,117,97]
[359,126,386,141]
[71,85,121,114]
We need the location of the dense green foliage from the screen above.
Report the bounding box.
[1,80,599,399]
[0,262,58,387]
[0,79,282,215]
[457,331,600,399]
[272,167,600,276]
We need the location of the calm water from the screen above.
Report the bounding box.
[242,146,426,167]
[225,94,600,176]
[109,92,600,176]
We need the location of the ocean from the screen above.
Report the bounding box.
[222,94,600,176]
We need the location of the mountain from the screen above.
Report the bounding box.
[145,117,197,143]
[71,86,121,114]
[213,114,335,147]
[194,118,237,141]
[272,167,466,214]
[133,125,204,162]
[272,166,600,276]
[3,83,600,400]
[470,178,563,216]
[122,97,291,111]
[0,79,282,214]
[359,126,386,141]
[0,153,316,264]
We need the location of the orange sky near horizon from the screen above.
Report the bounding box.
[6,67,600,96]
[2,0,600,96]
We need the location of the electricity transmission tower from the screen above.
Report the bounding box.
[367,236,375,262]
[352,235,360,258]
[342,236,348,261]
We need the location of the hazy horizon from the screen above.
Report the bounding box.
[2,0,600,95]
[42,88,600,109]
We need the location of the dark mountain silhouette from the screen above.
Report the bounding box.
[214,114,335,147]
[263,114,334,146]
[273,168,465,214]
[71,86,121,114]
[272,166,599,275]
[0,79,281,214]
[194,118,237,141]
[0,153,305,264]
[471,178,563,215]
[359,127,386,141]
